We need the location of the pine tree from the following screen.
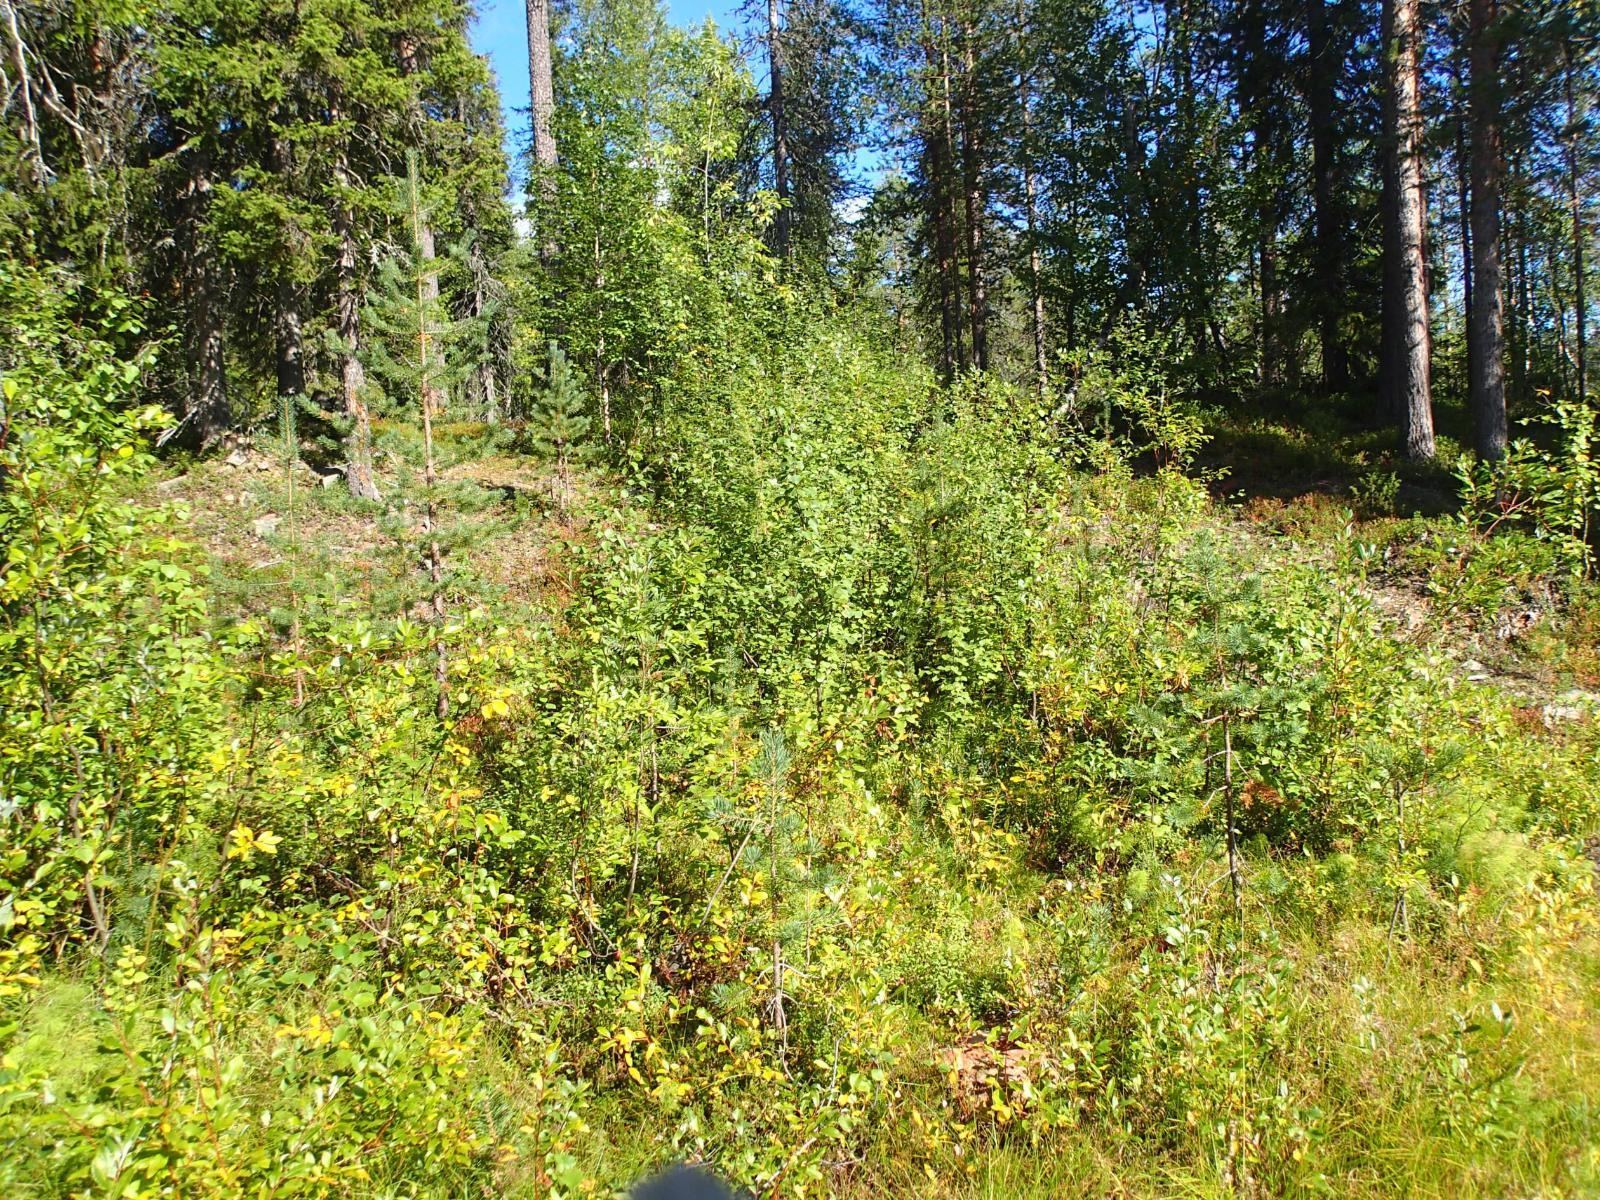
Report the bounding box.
[360,153,480,720]
[525,341,591,504]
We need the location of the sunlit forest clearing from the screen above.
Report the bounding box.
[3,0,1600,1195]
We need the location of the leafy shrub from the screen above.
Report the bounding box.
[1455,399,1600,577]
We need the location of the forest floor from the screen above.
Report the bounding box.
[158,418,1600,719]
[101,403,1600,1199]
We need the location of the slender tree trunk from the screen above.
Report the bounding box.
[396,42,448,419]
[526,0,557,258]
[922,7,962,379]
[186,249,229,447]
[332,129,380,501]
[1568,43,1588,401]
[274,280,305,405]
[1454,49,1478,411]
[959,20,988,372]
[1018,24,1047,395]
[927,132,959,380]
[404,161,448,720]
[1380,42,1404,427]
[416,223,446,416]
[1116,99,1148,334]
[1467,0,1507,459]
[270,137,306,409]
[420,354,448,721]
[182,157,228,447]
[1063,114,1079,355]
[1554,231,1571,393]
[1516,172,1530,398]
[1382,0,1435,459]
[938,16,965,373]
[1260,236,1283,387]
[1245,6,1282,389]
[473,257,500,422]
[1307,0,1348,391]
[767,0,790,259]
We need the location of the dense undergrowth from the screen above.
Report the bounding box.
[4,265,1600,1199]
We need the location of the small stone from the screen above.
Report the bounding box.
[1542,705,1586,727]
[225,450,249,468]
[252,514,281,539]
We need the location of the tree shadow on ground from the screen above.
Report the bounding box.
[1196,385,1465,517]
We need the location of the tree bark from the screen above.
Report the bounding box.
[921,5,962,380]
[959,19,988,372]
[1382,0,1435,459]
[185,248,229,447]
[526,0,557,258]
[274,279,305,405]
[1467,0,1507,459]
[332,128,380,502]
[1567,43,1588,401]
[1016,3,1046,395]
[182,157,228,447]
[1380,46,1403,426]
[1306,0,1348,392]
[938,18,965,373]
[767,0,790,259]
[396,43,448,420]
[270,137,306,409]
[1453,48,1477,414]
[413,205,448,721]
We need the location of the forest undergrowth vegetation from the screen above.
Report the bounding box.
[4,261,1600,1200]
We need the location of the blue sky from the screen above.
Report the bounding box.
[468,0,886,205]
[469,0,748,153]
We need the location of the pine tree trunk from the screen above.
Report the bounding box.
[1568,43,1588,401]
[1116,100,1148,335]
[1467,0,1507,459]
[421,353,448,720]
[270,138,306,410]
[1382,0,1435,459]
[396,39,448,420]
[1261,238,1284,387]
[526,0,557,258]
[960,20,988,372]
[1380,56,1403,427]
[186,251,229,447]
[182,159,229,447]
[938,20,965,373]
[274,279,305,404]
[1454,49,1477,413]
[1017,20,1046,395]
[333,136,380,502]
[416,223,446,416]
[422,367,447,722]
[921,5,962,380]
[1516,173,1529,398]
[767,0,790,259]
[1307,0,1348,392]
[1246,5,1282,389]
[926,131,958,380]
